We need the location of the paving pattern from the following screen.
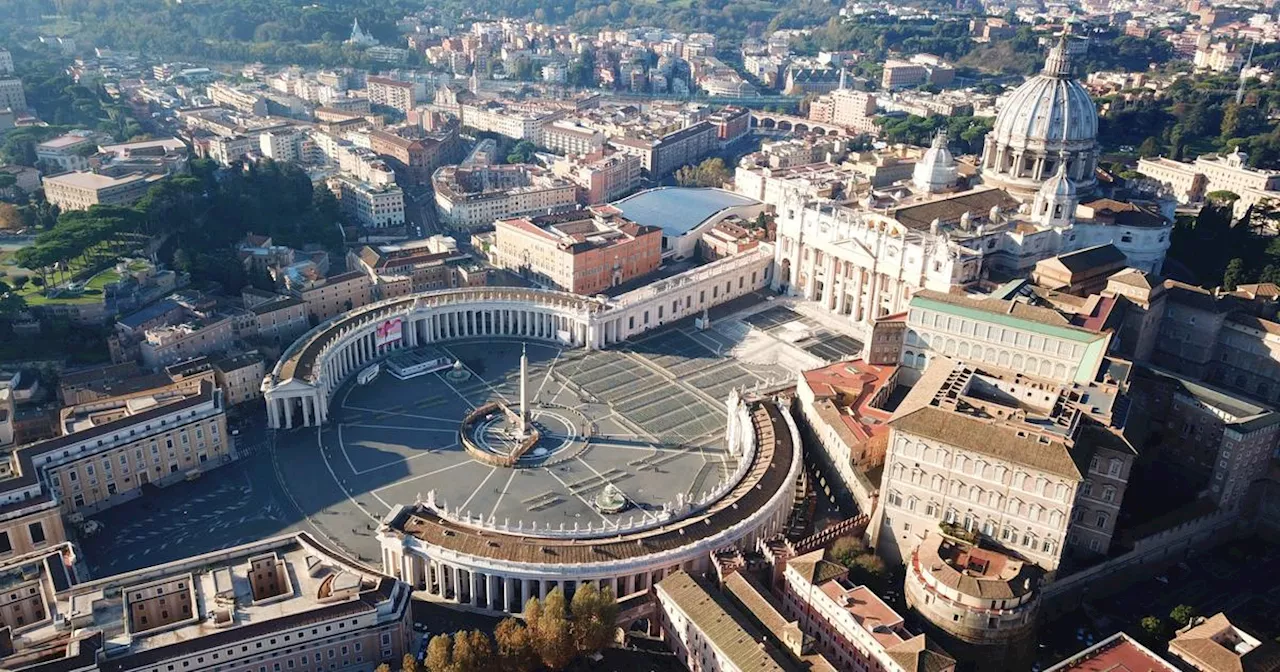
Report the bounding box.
[76,305,807,578]
[307,330,775,531]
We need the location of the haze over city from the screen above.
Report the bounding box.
[0,1,1279,671]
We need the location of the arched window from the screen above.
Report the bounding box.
[1102,486,1116,503]
[1096,511,1110,528]
[1081,480,1093,497]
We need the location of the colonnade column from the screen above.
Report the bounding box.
[488,574,501,611]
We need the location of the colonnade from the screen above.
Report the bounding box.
[263,253,776,430]
[264,298,594,430]
[384,548,691,614]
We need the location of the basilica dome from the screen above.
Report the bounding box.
[979,38,1099,201]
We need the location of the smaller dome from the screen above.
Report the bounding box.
[913,132,958,193]
[1040,163,1076,201]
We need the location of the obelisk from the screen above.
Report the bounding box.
[519,344,529,435]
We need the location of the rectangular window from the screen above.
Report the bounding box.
[0,532,11,554]
[28,522,45,545]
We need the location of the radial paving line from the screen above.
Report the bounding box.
[458,466,498,514]
[318,425,383,523]
[371,458,476,491]
[488,469,520,520]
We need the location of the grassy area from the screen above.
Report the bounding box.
[0,249,32,280]
[84,268,122,291]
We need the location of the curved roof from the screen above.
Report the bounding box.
[990,42,1097,149]
[271,287,603,384]
[614,187,760,236]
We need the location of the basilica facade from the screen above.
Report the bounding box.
[771,39,1171,336]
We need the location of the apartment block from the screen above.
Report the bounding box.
[336,176,405,228]
[249,295,309,344]
[541,120,606,156]
[213,352,267,407]
[549,151,642,205]
[433,164,577,231]
[139,314,236,369]
[23,381,229,514]
[295,271,374,322]
[609,120,717,178]
[348,236,477,297]
[0,78,26,111]
[777,549,956,672]
[366,76,415,113]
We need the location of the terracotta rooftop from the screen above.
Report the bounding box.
[802,359,896,446]
[1045,632,1179,671]
[1170,613,1280,672]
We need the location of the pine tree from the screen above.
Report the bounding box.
[1224,257,1247,290]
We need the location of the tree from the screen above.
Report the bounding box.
[0,203,24,230]
[1140,615,1166,641]
[1170,604,1196,629]
[830,536,868,567]
[506,141,537,165]
[401,652,420,672]
[571,583,617,655]
[465,630,497,672]
[375,664,391,672]
[1224,258,1247,290]
[449,630,477,672]
[849,553,889,593]
[533,588,577,671]
[495,618,537,672]
[674,157,731,188]
[424,634,452,672]
[1137,136,1162,158]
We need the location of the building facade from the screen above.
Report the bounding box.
[336,176,405,228]
[0,534,412,672]
[433,164,577,231]
[492,208,662,295]
[43,171,159,211]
